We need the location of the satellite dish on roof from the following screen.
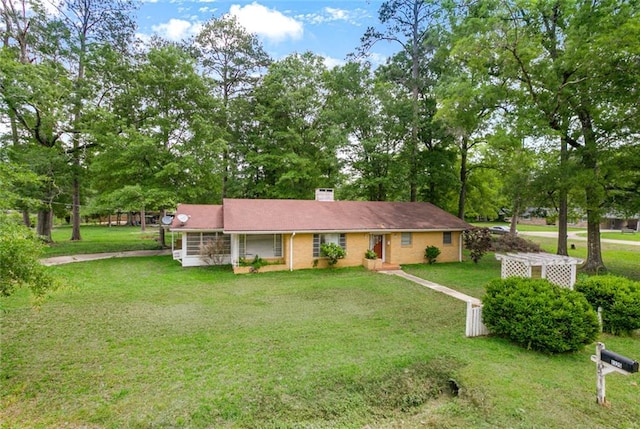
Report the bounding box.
[161,215,173,225]
[177,213,189,223]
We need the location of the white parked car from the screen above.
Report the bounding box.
[490,225,516,235]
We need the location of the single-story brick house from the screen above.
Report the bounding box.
[169,189,471,272]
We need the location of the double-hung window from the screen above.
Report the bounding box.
[313,233,346,257]
[238,234,283,258]
[401,232,412,246]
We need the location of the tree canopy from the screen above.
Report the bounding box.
[2,0,639,273]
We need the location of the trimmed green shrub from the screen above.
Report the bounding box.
[320,242,346,266]
[424,246,440,264]
[482,277,599,353]
[575,276,640,335]
[364,249,377,259]
[239,255,268,272]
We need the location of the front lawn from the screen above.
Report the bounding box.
[2,257,639,428]
[44,225,164,256]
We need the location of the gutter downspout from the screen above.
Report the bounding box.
[289,232,296,271]
[458,230,463,262]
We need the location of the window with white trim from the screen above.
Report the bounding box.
[313,233,346,257]
[239,234,283,258]
[401,232,412,246]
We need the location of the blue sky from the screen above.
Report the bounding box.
[137,0,392,67]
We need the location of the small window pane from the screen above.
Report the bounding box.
[274,234,283,257]
[401,232,412,246]
[314,233,346,257]
[443,231,452,245]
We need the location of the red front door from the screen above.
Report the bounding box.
[373,235,383,259]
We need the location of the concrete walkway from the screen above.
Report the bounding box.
[41,249,172,266]
[380,270,481,305]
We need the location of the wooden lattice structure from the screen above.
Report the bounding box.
[495,252,583,289]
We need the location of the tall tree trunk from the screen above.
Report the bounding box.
[510,198,520,235]
[71,174,81,240]
[36,208,53,243]
[22,210,31,228]
[556,135,569,255]
[159,210,166,248]
[70,29,87,241]
[457,138,468,219]
[578,110,605,273]
[140,205,146,232]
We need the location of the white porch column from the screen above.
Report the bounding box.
[289,232,296,271]
[230,234,239,266]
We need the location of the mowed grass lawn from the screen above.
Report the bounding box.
[44,225,163,257]
[2,257,640,428]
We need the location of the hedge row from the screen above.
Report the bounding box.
[482,277,599,353]
[575,276,640,335]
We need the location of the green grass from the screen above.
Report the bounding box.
[2,258,639,428]
[598,231,640,242]
[529,236,640,281]
[404,257,500,298]
[473,222,585,232]
[44,225,164,257]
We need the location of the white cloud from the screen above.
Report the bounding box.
[325,7,348,21]
[322,55,345,70]
[298,7,370,26]
[151,18,201,41]
[228,2,303,43]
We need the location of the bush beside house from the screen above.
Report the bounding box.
[482,277,599,353]
[575,276,640,335]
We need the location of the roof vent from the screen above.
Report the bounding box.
[315,188,334,201]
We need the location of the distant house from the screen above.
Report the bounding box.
[170,189,471,272]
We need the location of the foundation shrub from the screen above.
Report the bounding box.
[424,246,441,264]
[482,277,599,353]
[575,276,640,335]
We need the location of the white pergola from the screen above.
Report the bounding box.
[495,252,584,289]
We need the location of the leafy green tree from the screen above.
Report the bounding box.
[326,62,405,201]
[359,0,451,201]
[90,43,221,242]
[51,0,138,241]
[452,0,640,272]
[246,52,344,199]
[0,214,57,299]
[435,37,509,219]
[194,15,271,198]
[0,50,73,240]
[0,146,58,299]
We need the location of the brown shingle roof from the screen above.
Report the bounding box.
[222,199,470,232]
[171,204,223,230]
